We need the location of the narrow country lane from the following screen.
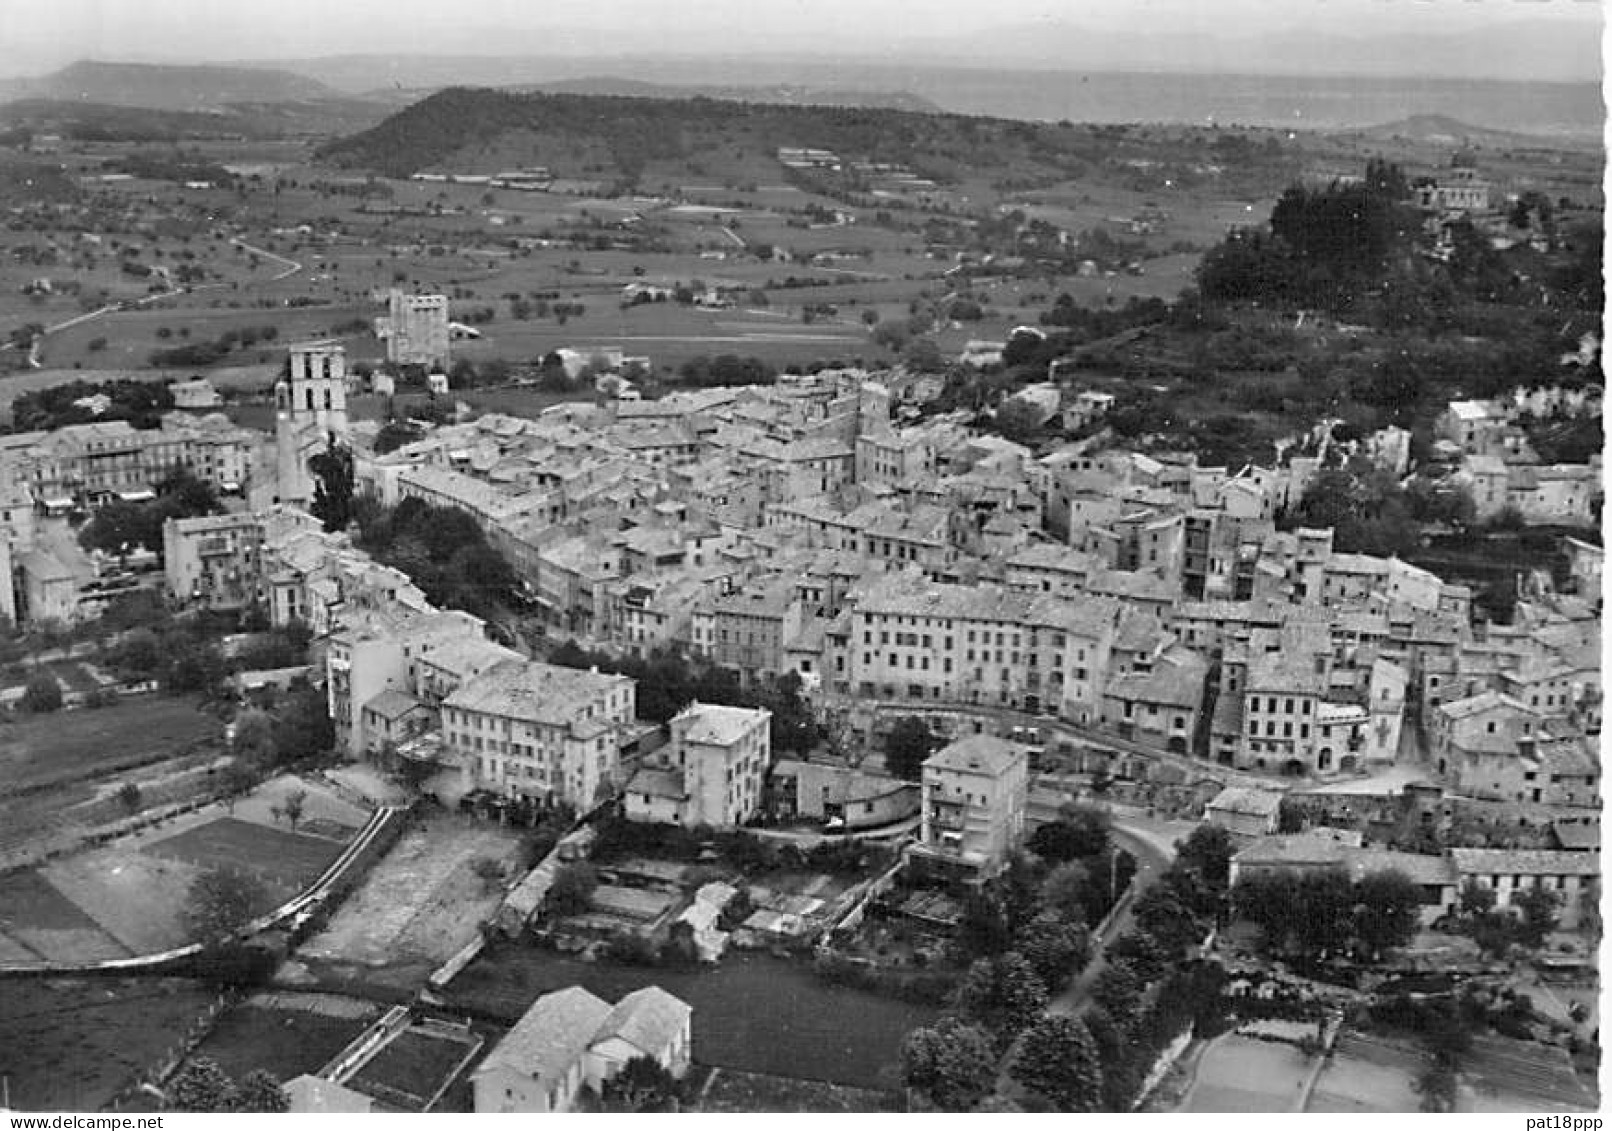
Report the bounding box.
[1048,821,1178,1016]
[997,816,1185,1099]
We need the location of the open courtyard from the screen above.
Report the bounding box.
[298,814,524,976]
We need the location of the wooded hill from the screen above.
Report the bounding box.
[0,96,389,143]
[0,60,347,111]
[525,77,941,114]
[314,85,1267,186]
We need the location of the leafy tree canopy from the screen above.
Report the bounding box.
[901,1017,999,1112]
[1011,1014,1103,1112]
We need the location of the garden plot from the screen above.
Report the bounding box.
[1303,1030,1424,1112]
[15,778,363,959]
[141,816,346,893]
[188,992,383,1086]
[1179,1032,1313,1112]
[0,868,129,964]
[345,1019,484,1112]
[698,1068,890,1113]
[41,843,201,955]
[0,977,219,1112]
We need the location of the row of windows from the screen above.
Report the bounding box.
[1480,873,1581,891]
[1250,696,1314,716]
[863,652,950,673]
[452,731,567,761]
[857,625,1082,655]
[1251,720,1311,739]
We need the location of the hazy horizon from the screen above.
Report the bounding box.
[0,0,1602,81]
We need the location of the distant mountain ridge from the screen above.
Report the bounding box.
[0,60,353,111]
[520,77,941,114]
[1352,114,1572,148]
[898,16,1602,83]
[251,51,1602,139]
[0,96,390,141]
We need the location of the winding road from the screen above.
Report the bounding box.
[15,238,306,367]
[996,810,1191,1099]
[1048,817,1183,1017]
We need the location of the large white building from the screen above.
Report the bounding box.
[624,701,771,828]
[472,986,691,1114]
[14,415,256,508]
[839,570,1118,722]
[325,608,503,757]
[163,507,326,611]
[916,734,1029,875]
[382,290,451,369]
[445,659,636,808]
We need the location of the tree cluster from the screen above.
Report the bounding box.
[150,324,278,368]
[101,617,223,698]
[593,1056,684,1112]
[308,442,356,533]
[898,946,1052,1109]
[19,671,62,713]
[545,861,599,917]
[372,419,424,455]
[1454,878,1561,957]
[952,851,1093,989]
[102,617,312,710]
[11,378,174,432]
[908,828,1235,1112]
[1291,456,1422,559]
[547,640,823,755]
[882,715,942,780]
[675,353,776,388]
[355,496,516,621]
[79,466,221,557]
[1071,825,1234,1111]
[1233,867,1424,962]
[165,1058,286,1113]
[1197,159,1417,308]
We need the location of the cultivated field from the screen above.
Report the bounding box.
[347,1021,483,1112]
[0,774,367,963]
[1306,1032,1422,1113]
[0,977,221,1112]
[0,696,224,870]
[0,696,217,795]
[698,1068,892,1113]
[188,991,382,1085]
[141,815,348,891]
[449,948,938,1090]
[1178,1032,1313,1112]
[0,868,130,963]
[1,97,1600,395]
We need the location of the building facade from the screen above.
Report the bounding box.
[916,734,1029,875]
[446,659,636,808]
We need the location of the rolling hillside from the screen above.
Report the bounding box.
[0,97,387,142]
[0,60,346,111]
[1352,114,1585,151]
[315,86,1112,183]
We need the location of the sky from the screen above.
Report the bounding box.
[0,0,1602,72]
